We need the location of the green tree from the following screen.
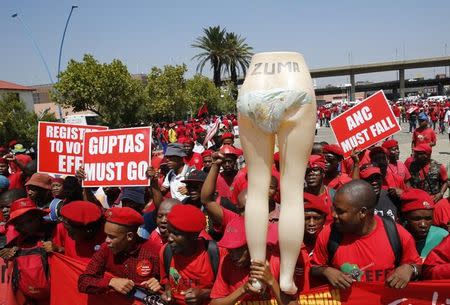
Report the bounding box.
[223,32,253,97]
[52,54,146,128]
[0,93,57,147]
[191,26,227,87]
[192,26,253,91]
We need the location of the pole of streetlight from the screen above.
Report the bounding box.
[56,5,78,121]
[12,13,54,84]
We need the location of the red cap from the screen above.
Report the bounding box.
[273,152,280,162]
[201,150,213,158]
[382,139,398,150]
[60,201,103,225]
[307,155,326,170]
[7,198,46,225]
[401,188,434,213]
[25,173,52,190]
[413,144,432,155]
[167,204,206,233]
[217,217,246,249]
[360,166,382,179]
[304,192,329,215]
[220,145,238,156]
[323,144,344,158]
[221,132,234,140]
[104,207,144,226]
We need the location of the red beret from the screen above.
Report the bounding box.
[221,132,234,140]
[323,144,344,158]
[60,201,103,225]
[201,149,213,158]
[273,152,280,162]
[304,192,329,215]
[401,188,434,213]
[167,204,206,233]
[413,144,432,155]
[105,207,144,226]
[220,145,238,156]
[307,155,326,170]
[382,139,398,150]
[360,166,382,179]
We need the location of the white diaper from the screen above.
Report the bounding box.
[237,88,312,134]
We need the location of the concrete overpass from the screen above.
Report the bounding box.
[235,56,450,100]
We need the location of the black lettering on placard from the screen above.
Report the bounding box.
[251,63,263,75]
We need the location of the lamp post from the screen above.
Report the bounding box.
[11,13,54,84]
[56,5,78,121]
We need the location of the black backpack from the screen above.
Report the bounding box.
[163,239,219,279]
[326,217,402,267]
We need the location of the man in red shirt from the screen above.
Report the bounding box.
[200,150,213,173]
[422,235,450,279]
[412,113,437,148]
[311,180,421,289]
[382,139,411,184]
[179,138,203,170]
[433,196,450,232]
[160,204,223,305]
[303,192,329,255]
[78,207,161,296]
[368,146,408,192]
[322,144,352,190]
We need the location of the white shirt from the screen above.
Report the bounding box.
[162,165,194,201]
[193,141,205,154]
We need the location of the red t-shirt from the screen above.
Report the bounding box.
[433,198,450,229]
[215,173,234,199]
[184,153,203,170]
[387,161,411,182]
[412,127,437,146]
[7,172,23,190]
[311,216,421,283]
[422,235,450,280]
[159,241,226,305]
[382,171,407,191]
[52,223,106,264]
[149,229,165,253]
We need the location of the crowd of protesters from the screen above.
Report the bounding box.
[0,105,449,305]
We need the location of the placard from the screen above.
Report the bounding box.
[82,127,151,187]
[38,122,108,175]
[330,91,401,159]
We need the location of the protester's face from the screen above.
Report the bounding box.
[182,143,194,155]
[63,220,88,241]
[27,185,51,206]
[156,203,175,240]
[104,187,121,201]
[13,211,42,235]
[419,119,428,128]
[0,202,10,221]
[304,210,326,237]
[202,156,213,171]
[167,223,196,254]
[413,152,429,164]
[186,182,203,201]
[324,153,340,174]
[371,153,388,175]
[104,222,133,254]
[229,246,250,268]
[332,193,363,233]
[305,167,324,188]
[268,179,278,201]
[51,182,63,198]
[221,155,237,173]
[167,156,184,170]
[388,146,400,161]
[364,174,382,197]
[0,163,8,176]
[222,138,234,146]
[405,210,433,240]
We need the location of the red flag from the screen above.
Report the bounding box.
[197,103,208,118]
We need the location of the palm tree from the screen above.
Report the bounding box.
[191,26,227,87]
[223,32,253,96]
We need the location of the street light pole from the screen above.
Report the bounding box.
[11,13,54,84]
[56,5,78,121]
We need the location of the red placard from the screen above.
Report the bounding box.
[82,127,152,187]
[330,91,401,159]
[38,122,108,176]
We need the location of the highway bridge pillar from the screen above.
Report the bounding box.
[350,73,355,101]
[399,69,405,100]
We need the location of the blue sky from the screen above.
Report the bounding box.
[2,0,449,87]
